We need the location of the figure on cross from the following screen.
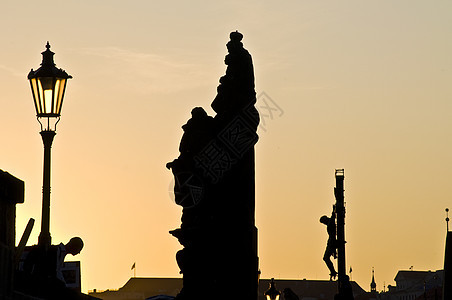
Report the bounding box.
[320,205,338,280]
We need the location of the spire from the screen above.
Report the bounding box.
[446,208,450,232]
[370,267,376,292]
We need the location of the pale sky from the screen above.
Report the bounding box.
[1,0,452,294]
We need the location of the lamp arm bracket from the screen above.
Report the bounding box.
[37,116,43,132]
[54,116,61,131]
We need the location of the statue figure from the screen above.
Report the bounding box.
[23,237,84,286]
[212,31,256,122]
[167,31,259,300]
[17,237,84,299]
[54,237,84,283]
[320,205,337,280]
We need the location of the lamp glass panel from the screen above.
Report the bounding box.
[39,77,55,114]
[55,78,66,114]
[266,294,280,300]
[30,75,67,117]
[30,78,42,114]
[54,79,61,114]
[37,79,44,114]
[44,89,53,114]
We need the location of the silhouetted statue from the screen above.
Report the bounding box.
[55,237,84,283]
[320,206,337,280]
[17,237,84,299]
[212,31,255,119]
[167,31,259,300]
[283,288,300,300]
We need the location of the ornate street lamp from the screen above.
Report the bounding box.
[265,278,281,300]
[28,42,72,248]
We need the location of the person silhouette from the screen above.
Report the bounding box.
[320,205,337,280]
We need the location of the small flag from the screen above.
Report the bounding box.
[131,262,136,270]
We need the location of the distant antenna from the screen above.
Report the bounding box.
[446,208,450,232]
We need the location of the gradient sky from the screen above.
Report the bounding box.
[1,0,452,294]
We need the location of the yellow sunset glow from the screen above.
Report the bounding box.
[1,0,451,295]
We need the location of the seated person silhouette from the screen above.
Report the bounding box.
[320,206,337,280]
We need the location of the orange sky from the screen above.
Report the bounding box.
[1,0,452,294]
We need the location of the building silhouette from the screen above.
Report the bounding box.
[0,170,24,299]
[379,270,443,300]
[89,278,182,300]
[89,277,375,300]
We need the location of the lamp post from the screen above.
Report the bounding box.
[28,42,71,249]
[264,278,281,300]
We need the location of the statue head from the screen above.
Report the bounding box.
[226,31,244,54]
[319,215,329,225]
[230,30,243,42]
[65,237,84,255]
[191,107,208,119]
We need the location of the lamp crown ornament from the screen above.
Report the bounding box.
[41,41,55,67]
